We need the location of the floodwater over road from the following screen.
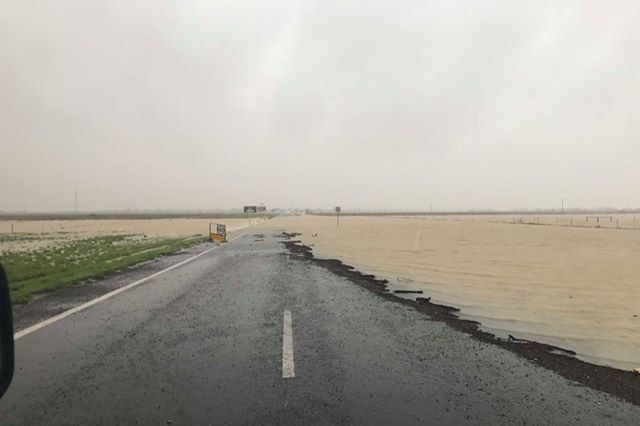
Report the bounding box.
[274,215,640,371]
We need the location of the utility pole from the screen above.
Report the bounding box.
[561,198,564,214]
[335,206,341,226]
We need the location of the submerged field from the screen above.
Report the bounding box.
[0,217,270,303]
[270,214,640,371]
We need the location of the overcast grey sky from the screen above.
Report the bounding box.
[1,0,639,211]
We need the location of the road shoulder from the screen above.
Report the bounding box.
[11,241,216,332]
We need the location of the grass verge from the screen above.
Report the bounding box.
[0,234,206,303]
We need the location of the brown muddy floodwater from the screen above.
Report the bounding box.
[271,215,640,371]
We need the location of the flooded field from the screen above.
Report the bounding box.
[0,217,267,253]
[272,214,640,371]
[392,213,640,231]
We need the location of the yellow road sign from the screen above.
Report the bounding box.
[209,223,227,243]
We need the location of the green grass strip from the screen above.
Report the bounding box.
[0,235,206,304]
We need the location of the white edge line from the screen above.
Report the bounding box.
[14,231,248,341]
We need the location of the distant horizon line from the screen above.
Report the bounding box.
[1,206,639,219]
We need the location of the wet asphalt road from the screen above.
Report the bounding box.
[1,232,639,425]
